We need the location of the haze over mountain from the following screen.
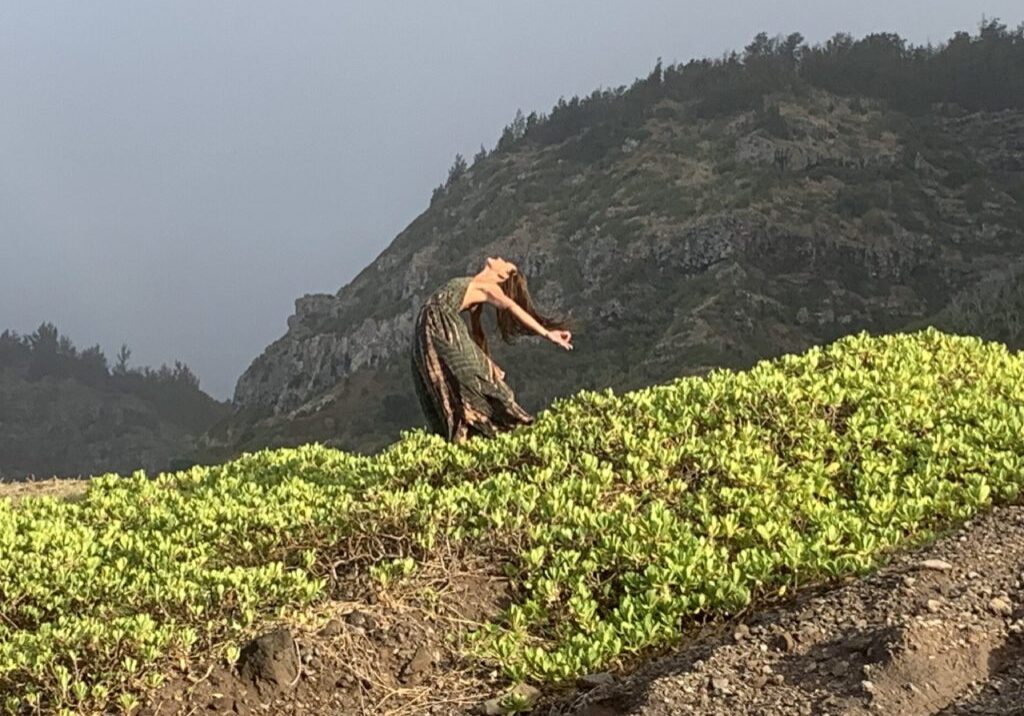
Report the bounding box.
[3,2,1020,400]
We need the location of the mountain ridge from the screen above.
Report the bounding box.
[200,25,1024,459]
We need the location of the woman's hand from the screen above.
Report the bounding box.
[488,359,506,382]
[546,329,573,351]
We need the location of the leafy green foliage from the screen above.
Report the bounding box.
[2,329,1023,713]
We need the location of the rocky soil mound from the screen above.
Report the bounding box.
[140,503,1024,716]
[550,504,1024,716]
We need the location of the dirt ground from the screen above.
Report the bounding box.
[139,561,514,716]
[0,476,88,503]
[130,502,1024,716]
[548,503,1024,716]
[7,478,1022,715]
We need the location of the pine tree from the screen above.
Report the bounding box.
[446,153,468,187]
[114,343,132,376]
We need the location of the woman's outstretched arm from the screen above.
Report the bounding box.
[481,284,573,350]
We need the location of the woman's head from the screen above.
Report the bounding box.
[469,260,568,358]
[483,256,517,282]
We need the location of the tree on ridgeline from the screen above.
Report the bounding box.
[446,153,468,187]
[483,19,1023,159]
[473,144,487,165]
[27,322,61,380]
[113,343,131,376]
[0,329,28,368]
[77,344,110,386]
[1,323,220,426]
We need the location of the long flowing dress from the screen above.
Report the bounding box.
[411,276,534,442]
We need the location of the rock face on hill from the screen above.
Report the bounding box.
[205,89,1024,459]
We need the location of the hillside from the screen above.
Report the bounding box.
[203,24,1024,460]
[1,329,1022,715]
[0,325,229,480]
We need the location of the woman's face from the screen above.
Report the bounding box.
[485,257,517,282]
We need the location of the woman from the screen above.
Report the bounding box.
[411,256,573,443]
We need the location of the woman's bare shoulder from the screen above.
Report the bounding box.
[460,278,508,311]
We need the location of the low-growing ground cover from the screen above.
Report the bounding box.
[1,329,1022,715]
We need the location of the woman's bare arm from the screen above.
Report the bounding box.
[480,284,549,337]
[486,284,573,350]
[462,281,572,350]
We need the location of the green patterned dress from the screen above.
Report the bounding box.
[411,276,534,442]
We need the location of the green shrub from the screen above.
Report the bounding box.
[754,104,791,139]
[836,183,890,217]
[2,330,1023,712]
[861,208,893,235]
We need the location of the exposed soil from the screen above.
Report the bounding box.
[0,476,87,503]
[137,503,1024,716]
[139,562,513,716]
[546,503,1024,716]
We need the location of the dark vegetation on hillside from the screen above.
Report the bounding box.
[0,324,229,479]
[930,264,1024,350]
[435,19,1024,198]
[0,323,219,430]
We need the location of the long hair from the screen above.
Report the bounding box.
[468,272,568,358]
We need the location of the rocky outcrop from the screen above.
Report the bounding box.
[234,303,416,417]
[734,129,900,172]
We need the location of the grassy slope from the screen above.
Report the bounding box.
[2,329,1023,714]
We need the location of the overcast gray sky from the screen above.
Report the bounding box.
[2,2,1020,399]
